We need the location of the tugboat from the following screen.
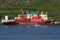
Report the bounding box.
[2,16,19,25]
[2,10,54,26]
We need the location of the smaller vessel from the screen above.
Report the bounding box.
[1,16,18,25]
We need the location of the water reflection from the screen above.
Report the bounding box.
[0,25,60,40]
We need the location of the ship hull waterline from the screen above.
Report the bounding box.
[2,22,54,26]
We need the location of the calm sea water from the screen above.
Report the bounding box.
[0,25,60,40]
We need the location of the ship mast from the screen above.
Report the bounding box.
[46,11,48,20]
[37,10,39,16]
[21,9,24,16]
[41,11,43,15]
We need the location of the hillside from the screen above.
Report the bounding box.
[0,0,60,20]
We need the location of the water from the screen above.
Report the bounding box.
[0,25,60,40]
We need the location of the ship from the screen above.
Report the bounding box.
[1,10,54,26]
